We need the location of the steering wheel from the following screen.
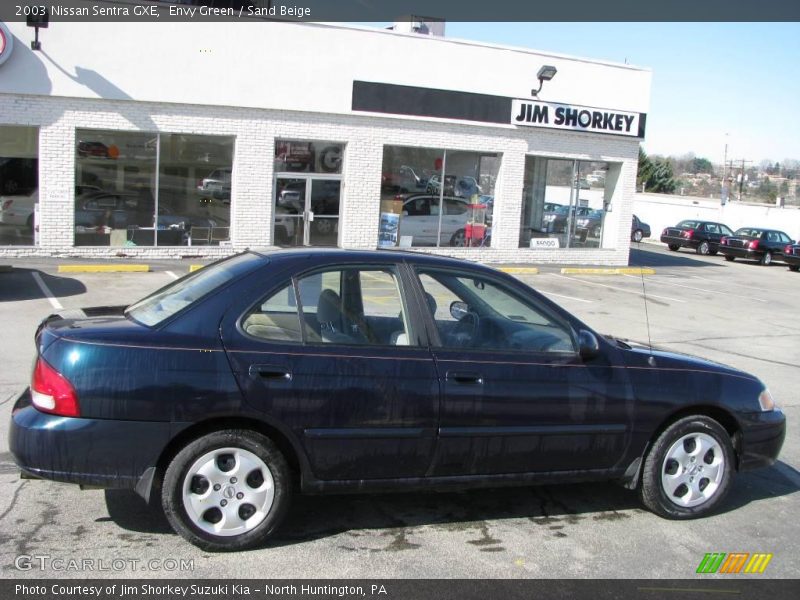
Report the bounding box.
[450,310,480,348]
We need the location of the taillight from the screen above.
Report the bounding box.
[786,244,795,255]
[2,199,12,210]
[31,357,80,417]
[662,228,668,235]
[682,229,694,239]
[721,237,728,245]
[748,240,760,250]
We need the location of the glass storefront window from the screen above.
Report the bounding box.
[519,157,612,249]
[0,126,38,246]
[379,146,498,248]
[75,130,234,247]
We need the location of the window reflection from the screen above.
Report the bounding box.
[74,130,234,246]
[519,157,611,249]
[0,126,39,246]
[379,146,498,248]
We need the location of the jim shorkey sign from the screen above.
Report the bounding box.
[512,99,645,138]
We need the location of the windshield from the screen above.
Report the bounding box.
[125,252,263,327]
[734,228,763,238]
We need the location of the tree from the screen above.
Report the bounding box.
[691,157,713,174]
[637,147,676,194]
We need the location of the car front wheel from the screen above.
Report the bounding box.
[724,255,735,262]
[668,244,680,251]
[697,241,710,255]
[162,429,291,551]
[640,416,734,519]
[760,252,772,266]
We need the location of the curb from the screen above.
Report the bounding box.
[58,265,150,273]
[560,267,656,275]
[497,267,539,274]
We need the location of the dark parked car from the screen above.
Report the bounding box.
[782,243,800,272]
[631,214,651,243]
[10,250,785,551]
[719,228,794,266]
[76,141,110,159]
[660,220,734,255]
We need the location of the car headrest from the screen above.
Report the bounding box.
[317,289,342,331]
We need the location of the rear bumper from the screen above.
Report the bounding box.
[660,235,695,249]
[719,246,762,260]
[737,409,786,471]
[9,388,171,490]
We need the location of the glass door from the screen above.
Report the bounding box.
[308,179,340,246]
[274,177,340,247]
[275,178,306,247]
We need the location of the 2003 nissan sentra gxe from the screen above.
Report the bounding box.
[9,249,785,551]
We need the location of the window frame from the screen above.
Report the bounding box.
[411,266,579,356]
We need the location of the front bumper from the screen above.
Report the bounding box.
[9,388,171,490]
[737,409,786,471]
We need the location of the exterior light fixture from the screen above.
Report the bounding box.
[26,9,49,51]
[531,65,557,97]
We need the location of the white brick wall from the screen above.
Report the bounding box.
[0,93,640,264]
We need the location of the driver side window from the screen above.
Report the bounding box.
[417,270,576,353]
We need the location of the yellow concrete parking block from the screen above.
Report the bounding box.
[58,264,150,273]
[497,267,539,274]
[0,265,12,273]
[560,267,656,275]
[189,264,205,272]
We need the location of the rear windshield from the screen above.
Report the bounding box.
[125,252,263,327]
[734,228,763,238]
[676,220,699,228]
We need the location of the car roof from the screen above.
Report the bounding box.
[249,247,495,272]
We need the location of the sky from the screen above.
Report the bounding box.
[373,23,800,167]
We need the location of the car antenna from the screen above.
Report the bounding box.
[635,239,657,367]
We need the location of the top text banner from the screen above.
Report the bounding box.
[1,0,799,22]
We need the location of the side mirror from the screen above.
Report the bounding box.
[450,301,470,321]
[578,329,600,360]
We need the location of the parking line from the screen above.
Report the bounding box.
[31,272,63,310]
[165,271,180,281]
[539,290,593,304]
[549,273,687,303]
[622,274,768,303]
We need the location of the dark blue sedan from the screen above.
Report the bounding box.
[10,249,785,551]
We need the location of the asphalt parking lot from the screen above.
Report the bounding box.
[0,243,797,579]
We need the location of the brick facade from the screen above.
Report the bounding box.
[0,93,639,264]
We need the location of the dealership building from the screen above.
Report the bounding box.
[0,8,651,263]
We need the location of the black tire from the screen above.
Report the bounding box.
[790,265,800,272]
[450,229,467,247]
[724,255,735,262]
[640,416,734,519]
[668,244,680,252]
[696,241,710,255]
[709,249,719,256]
[632,229,643,243]
[161,429,291,551]
[760,252,772,266]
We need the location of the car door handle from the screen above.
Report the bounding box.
[249,365,292,381]
[447,371,483,384]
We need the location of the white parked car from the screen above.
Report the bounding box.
[197,168,232,203]
[399,194,470,246]
[0,189,37,230]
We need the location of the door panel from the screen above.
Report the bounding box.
[221,266,439,481]
[414,268,632,476]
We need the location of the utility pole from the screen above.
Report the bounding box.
[721,135,729,204]
[731,158,753,201]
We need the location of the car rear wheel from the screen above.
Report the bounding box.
[760,252,772,266]
[162,429,290,551]
[668,244,680,251]
[790,265,800,272]
[640,416,734,519]
[450,229,467,247]
[697,241,710,255]
[724,255,735,262]
[632,229,643,243]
